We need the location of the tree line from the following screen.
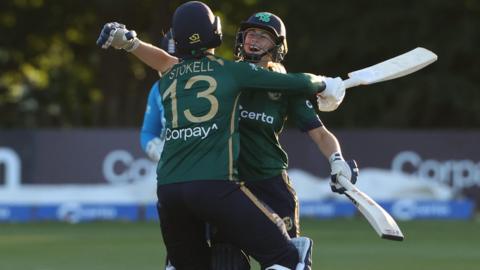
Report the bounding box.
[1,0,478,128]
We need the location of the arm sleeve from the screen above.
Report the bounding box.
[228,61,325,95]
[287,96,323,132]
[140,81,165,151]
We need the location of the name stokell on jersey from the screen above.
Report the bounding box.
[156,55,323,185]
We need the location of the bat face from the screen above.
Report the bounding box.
[382,231,404,241]
[338,176,405,241]
[348,189,376,206]
[343,47,437,88]
[345,188,404,241]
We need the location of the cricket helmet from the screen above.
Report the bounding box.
[171,1,222,56]
[234,12,288,62]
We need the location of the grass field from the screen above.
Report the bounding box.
[1,218,479,270]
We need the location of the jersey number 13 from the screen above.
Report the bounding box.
[163,75,219,128]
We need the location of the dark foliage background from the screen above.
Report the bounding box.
[1,0,478,128]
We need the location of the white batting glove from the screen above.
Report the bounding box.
[146,137,165,162]
[317,95,341,112]
[329,152,359,194]
[96,22,140,52]
[316,77,345,112]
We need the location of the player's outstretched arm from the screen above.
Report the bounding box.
[229,61,346,111]
[307,126,358,194]
[307,126,340,159]
[132,40,179,74]
[230,61,325,96]
[96,22,178,73]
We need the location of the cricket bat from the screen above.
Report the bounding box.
[337,175,404,241]
[343,47,437,89]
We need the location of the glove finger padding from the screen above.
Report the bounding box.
[347,159,359,184]
[329,178,346,194]
[96,22,139,51]
[330,159,359,194]
[316,95,341,112]
[97,22,124,48]
[96,24,113,48]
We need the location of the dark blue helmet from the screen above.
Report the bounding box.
[234,12,288,63]
[172,1,222,56]
[159,28,176,56]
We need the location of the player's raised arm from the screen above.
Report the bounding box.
[132,40,179,73]
[227,60,346,107]
[229,60,324,95]
[96,22,179,73]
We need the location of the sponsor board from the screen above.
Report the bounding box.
[299,201,356,218]
[382,200,475,221]
[299,200,475,220]
[145,204,159,221]
[0,205,31,222]
[0,200,474,222]
[1,130,479,223]
[0,204,140,223]
[392,151,480,190]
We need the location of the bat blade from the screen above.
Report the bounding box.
[337,176,404,241]
[344,47,437,88]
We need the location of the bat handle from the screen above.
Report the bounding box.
[337,175,355,192]
[343,77,362,89]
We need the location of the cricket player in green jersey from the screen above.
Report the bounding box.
[235,12,350,236]
[157,3,325,269]
[225,12,359,270]
[96,2,354,270]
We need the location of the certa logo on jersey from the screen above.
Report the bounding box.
[239,105,275,124]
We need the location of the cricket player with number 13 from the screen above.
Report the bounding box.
[96,2,360,269]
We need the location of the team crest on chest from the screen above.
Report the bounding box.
[268,91,282,101]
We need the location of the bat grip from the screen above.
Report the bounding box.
[343,77,362,89]
[337,175,355,192]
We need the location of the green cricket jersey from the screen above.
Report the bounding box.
[238,87,322,181]
[156,55,323,185]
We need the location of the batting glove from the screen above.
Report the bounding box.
[317,95,342,112]
[146,137,165,162]
[96,22,140,52]
[329,152,359,194]
[316,77,345,111]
